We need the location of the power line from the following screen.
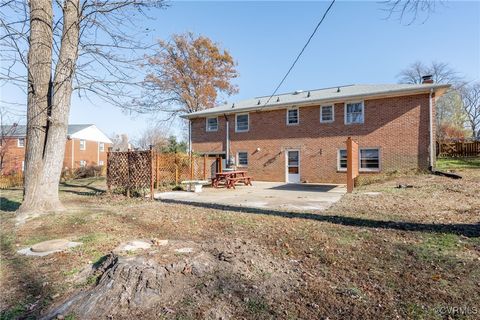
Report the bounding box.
[262,0,336,107]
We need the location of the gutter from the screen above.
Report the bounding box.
[182,84,451,119]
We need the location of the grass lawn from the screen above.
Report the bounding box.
[436,157,480,170]
[1,170,479,319]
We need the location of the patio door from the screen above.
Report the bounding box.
[286,150,300,183]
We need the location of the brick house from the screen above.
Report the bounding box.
[0,124,112,174]
[183,83,449,184]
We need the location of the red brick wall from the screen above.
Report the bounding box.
[191,93,433,184]
[1,137,26,174]
[1,137,111,174]
[63,139,111,169]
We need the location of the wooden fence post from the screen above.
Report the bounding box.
[155,153,160,190]
[126,150,131,198]
[203,154,207,181]
[150,147,154,200]
[346,137,359,193]
[190,155,194,180]
[106,151,111,193]
[175,164,179,185]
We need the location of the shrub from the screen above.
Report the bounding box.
[0,171,23,189]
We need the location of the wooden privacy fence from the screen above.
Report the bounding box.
[107,150,210,198]
[437,141,480,158]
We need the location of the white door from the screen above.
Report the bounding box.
[286,150,300,183]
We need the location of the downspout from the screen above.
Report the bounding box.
[429,88,435,170]
[224,114,229,166]
[188,120,192,155]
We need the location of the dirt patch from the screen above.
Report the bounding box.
[43,238,301,319]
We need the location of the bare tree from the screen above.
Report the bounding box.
[139,32,239,118]
[397,61,468,140]
[397,61,461,85]
[382,0,442,24]
[0,0,166,216]
[459,83,480,139]
[135,125,169,151]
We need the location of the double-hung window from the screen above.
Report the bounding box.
[338,149,348,171]
[17,138,25,147]
[235,113,249,132]
[320,105,334,123]
[337,148,380,171]
[99,142,105,152]
[237,152,248,166]
[345,102,364,124]
[80,139,86,150]
[287,108,299,125]
[360,148,380,171]
[206,117,218,132]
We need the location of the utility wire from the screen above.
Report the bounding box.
[262,0,336,108]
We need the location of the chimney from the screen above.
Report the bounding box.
[422,75,434,84]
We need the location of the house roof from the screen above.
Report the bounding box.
[182,83,450,119]
[2,124,94,137]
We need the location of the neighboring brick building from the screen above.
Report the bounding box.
[184,83,449,184]
[0,124,112,174]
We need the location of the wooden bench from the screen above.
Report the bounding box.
[226,176,252,189]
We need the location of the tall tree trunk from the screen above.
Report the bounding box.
[19,0,54,214]
[18,0,80,217]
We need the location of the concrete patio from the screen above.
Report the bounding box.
[155,181,346,211]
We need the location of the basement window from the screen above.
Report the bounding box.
[206,117,218,132]
[80,160,86,167]
[80,139,86,150]
[360,148,380,171]
[337,148,380,172]
[337,149,347,171]
[17,138,25,147]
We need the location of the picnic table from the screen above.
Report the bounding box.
[212,170,252,189]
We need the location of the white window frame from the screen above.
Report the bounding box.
[206,116,219,132]
[286,107,299,126]
[344,101,365,125]
[235,113,249,132]
[99,142,105,152]
[79,139,86,151]
[79,160,86,167]
[22,160,25,171]
[337,149,348,172]
[17,138,25,147]
[337,147,381,172]
[99,160,104,166]
[359,148,381,172]
[236,151,248,167]
[320,105,335,123]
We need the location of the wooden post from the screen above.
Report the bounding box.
[155,153,160,190]
[190,155,194,180]
[106,151,111,193]
[203,154,207,181]
[346,137,359,193]
[175,164,179,185]
[150,147,154,200]
[126,150,131,198]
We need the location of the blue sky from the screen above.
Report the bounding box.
[2,0,479,140]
